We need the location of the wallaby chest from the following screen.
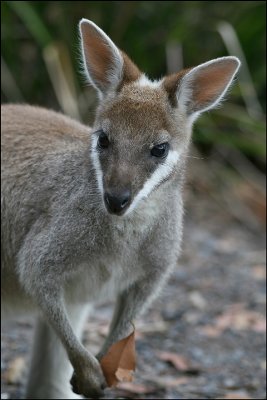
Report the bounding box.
[64,211,156,304]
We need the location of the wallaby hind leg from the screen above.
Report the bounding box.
[26,304,91,400]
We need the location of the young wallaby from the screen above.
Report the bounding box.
[1,19,240,399]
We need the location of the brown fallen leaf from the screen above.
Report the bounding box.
[251,265,266,280]
[4,357,26,385]
[217,304,266,332]
[157,351,189,371]
[156,351,199,374]
[100,330,135,387]
[117,382,156,394]
[115,367,134,382]
[218,391,251,399]
[199,325,222,338]
[200,303,266,337]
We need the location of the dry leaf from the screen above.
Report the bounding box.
[218,391,251,399]
[251,265,266,280]
[217,305,266,332]
[157,351,189,371]
[156,351,199,374]
[115,367,134,382]
[200,303,266,337]
[199,325,222,337]
[117,382,156,394]
[100,330,135,387]
[4,357,26,385]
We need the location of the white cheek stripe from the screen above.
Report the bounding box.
[91,135,104,197]
[90,138,179,216]
[125,150,180,215]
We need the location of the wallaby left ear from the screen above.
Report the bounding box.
[165,56,240,120]
[79,19,141,97]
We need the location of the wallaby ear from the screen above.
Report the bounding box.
[79,19,141,97]
[164,56,241,121]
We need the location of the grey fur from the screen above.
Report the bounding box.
[1,19,240,399]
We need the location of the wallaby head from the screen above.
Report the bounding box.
[79,19,240,216]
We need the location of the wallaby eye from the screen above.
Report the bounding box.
[97,131,110,149]
[151,142,169,158]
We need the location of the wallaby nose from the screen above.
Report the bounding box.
[104,189,131,215]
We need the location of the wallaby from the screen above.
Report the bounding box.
[1,19,240,399]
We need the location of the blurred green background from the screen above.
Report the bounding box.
[1,1,266,181]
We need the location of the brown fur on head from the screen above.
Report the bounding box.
[79,19,240,216]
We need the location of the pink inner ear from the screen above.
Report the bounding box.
[81,23,141,93]
[81,23,116,89]
[192,59,238,111]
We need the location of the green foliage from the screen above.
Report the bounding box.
[1,1,266,167]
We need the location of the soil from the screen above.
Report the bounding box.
[1,162,266,400]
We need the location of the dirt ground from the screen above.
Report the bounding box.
[1,160,266,400]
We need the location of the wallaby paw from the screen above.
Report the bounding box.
[70,358,107,399]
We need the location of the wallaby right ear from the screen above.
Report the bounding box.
[163,56,241,122]
[79,19,140,97]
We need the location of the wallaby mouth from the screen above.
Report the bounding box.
[104,189,131,216]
